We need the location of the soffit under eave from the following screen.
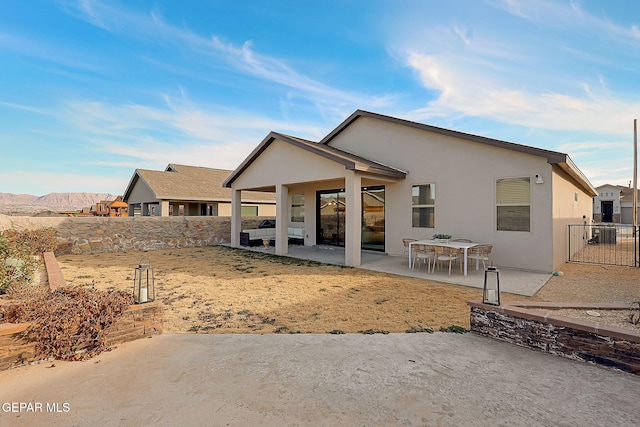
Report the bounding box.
[554,162,597,197]
[154,196,236,203]
[348,162,406,179]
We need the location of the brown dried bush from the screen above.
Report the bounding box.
[1,286,133,361]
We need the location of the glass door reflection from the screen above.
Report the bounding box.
[317,190,346,246]
[361,186,385,251]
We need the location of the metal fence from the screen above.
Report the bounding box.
[568,224,638,267]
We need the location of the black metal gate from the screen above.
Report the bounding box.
[568,224,639,267]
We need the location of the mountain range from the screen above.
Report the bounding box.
[0,192,116,213]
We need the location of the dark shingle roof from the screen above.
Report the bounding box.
[124,164,276,202]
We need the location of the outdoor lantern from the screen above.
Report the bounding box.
[133,258,155,304]
[483,265,501,305]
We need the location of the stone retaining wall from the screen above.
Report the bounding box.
[0,215,271,255]
[468,301,640,375]
[0,323,35,371]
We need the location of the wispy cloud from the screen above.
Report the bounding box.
[208,36,369,107]
[396,0,640,137]
[62,0,382,116]
[406,50,640,135]
[0,101,53,116]
[0,30,106,73]
[489,0,640,46]
[53,94,332,170]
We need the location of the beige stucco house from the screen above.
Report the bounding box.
[123,164,276,217]
[223,110,596,273]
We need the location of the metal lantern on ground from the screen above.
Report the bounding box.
[133,258,155,304]
[483,265,501,305]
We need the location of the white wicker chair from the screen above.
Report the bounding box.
[412,244,434,271]
[433,246,462,276]
[467,244,493,270]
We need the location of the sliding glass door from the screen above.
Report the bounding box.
[361,186,385,251]
[316,186,385,251]
[317,190,346,246]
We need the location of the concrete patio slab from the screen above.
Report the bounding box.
[245,245,551,297]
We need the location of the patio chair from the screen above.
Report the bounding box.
[433,246,462,276]
[402,238,417,263]
[467,244,493,270]
[412,244,434,271]
[451,238,473,242]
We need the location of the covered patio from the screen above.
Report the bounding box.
[223,131,406,268]
[233,244,551,297]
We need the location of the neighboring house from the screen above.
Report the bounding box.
[223,110,596,273]
[593,183,640,224]
[123,164,276,217]
[93,196,129,217]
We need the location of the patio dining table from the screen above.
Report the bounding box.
[408,239,479,276]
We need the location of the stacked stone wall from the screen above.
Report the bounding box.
[0,215,272,255]
[468,301,640,375]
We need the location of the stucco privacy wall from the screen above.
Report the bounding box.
[0,215,270,254]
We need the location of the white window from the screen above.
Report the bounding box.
[412,184,435,228]
[496,177,530,232]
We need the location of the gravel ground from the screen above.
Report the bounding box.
[535,262,640,303]
[533,307,640,332]
[533,262,640,332]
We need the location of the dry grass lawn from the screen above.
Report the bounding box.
[56,246,640,334]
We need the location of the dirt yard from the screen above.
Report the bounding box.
[55,246,640,333]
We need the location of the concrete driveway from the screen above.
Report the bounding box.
[1,333,639,426]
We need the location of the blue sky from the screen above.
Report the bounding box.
[1,0,639,195]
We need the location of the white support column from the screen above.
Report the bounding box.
[231,189,242,247]
[275,184,289,256]
[160,200,170,217]
[305,187,315,246]
[345,172,362,266]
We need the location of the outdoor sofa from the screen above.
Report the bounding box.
[240,227,305,247]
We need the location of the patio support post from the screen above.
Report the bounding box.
[345,172,362,266]
[275,184,289,256]
[230,189,242,247]
[160,200,170,217]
